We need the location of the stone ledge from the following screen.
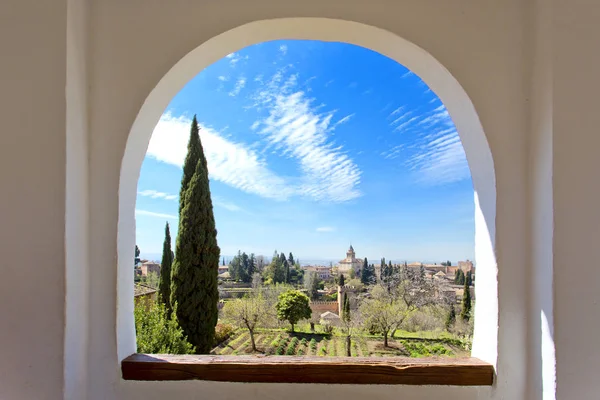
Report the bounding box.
[122,354,494,385]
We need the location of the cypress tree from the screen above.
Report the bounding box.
[360,257,370,284]
[158,222,173,314]
[460,279,472,321]
[179,115,202,213]
[446,304,456,330]
[339,273,345,287]
[171,122,220,354]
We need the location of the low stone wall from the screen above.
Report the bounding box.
[310,301,338,315]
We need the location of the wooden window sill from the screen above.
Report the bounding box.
[122,354,494,385]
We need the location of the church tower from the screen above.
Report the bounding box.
[346,245,355,260]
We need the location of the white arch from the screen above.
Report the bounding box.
[118,17,497,364]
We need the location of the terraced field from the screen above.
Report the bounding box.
[211,330,467,357]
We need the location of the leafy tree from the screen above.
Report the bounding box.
[134,300,195,354]
[135,245,141,266]
[222,294,268,352]
[466,270,473,287]
[288,252,295,266]
[339,273,345,287]
[460,279,472,321]
[158,222,173,314]
[275,290,312,332]
[304,271,319,300]
[264,251,286,284]
[446,304,456,330]
[171,118,220,354]
[178,114,202,213]
[222,257,225,266]
[140,271,160,289]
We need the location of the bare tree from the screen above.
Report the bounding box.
[359,285,409,347]
[222,293,268,352]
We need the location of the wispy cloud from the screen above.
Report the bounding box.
[229,76,246,97]
[135,209,178,220]
[389,105,406,118]
[316,226,335,232]
[251,71,362,202]
[138,190,177,201]
[226,52,247,66]
[401,71,414,79]
[406,128,469,185]
[279,44,288,55]
[381,144,406,160]
[334,113,355,128]
[218,75,229,82]
[212,196,242,212]
[325,79,334,87]
[147,114,293,200]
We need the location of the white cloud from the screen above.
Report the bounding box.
[279,44,288,55]
[146,114,293,200]
[138,190,177,201]
[390,106,405,117]
[226,52,242,66]
[334,113,355,128]
[147,70,362,203]
[135,209,178,220]
[401,71,414,78]
[316,226,335,232]
[212,197,242,212]
[229,76,246,97]
[253,72,362,202]
[218,75,229,82]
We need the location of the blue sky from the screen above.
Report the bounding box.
[136,40,474,263]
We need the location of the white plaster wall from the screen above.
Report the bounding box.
[87,1,529,399]
[0,1,67,399]
[65,0,90,399]
[527,1,554,399]
[554,1,600,398]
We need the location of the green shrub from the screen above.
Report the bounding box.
[309,338,318,351]
[286,337,300,355]
[275,337,289,355]
[134,300,195,354]
[270,334,282,347]
[214,323,235,345]
[318,346,327,356]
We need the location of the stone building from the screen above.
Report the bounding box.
[337,245,362,274]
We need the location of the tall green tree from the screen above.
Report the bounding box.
[339,273,345,287]
[275,290,312,332]
[178,115,202,213]
[171,120,220,354]
[135,245,141,266]
[460,279,472,321]
[446,304,456,330]
[288,252,295,266]
[158,222,173,314]
[466,270,473,287]
[361,257,375,285]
